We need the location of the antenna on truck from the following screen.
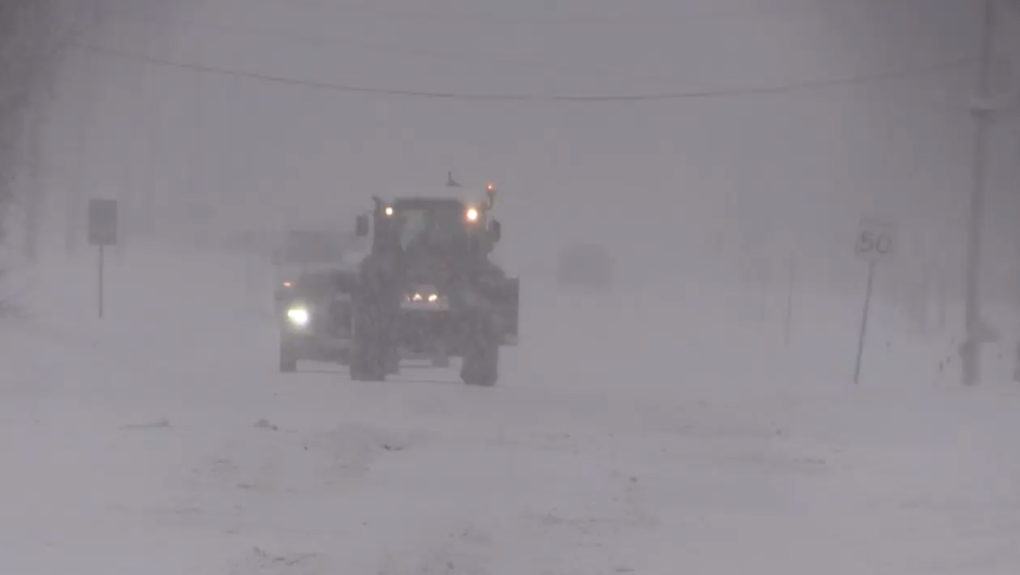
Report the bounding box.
[446,171,461,188]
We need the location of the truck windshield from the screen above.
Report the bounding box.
[397,207,469,254]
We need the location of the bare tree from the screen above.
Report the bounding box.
[0,0,72,249]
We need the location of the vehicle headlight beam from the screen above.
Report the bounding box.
[287,307,310,327]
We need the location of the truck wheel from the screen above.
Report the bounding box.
[337,348,350,367]
[385,347,401,375]
[461,341,499,387]
[350,340,386,381]
[349,314,386,381]
[279,344,298,373]
[431,342,450,368]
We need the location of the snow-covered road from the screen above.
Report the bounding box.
[2,243,1019,574]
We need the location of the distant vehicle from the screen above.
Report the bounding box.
[276,178,519,386]
[278,266,359,372]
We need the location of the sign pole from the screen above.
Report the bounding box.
[853,216,894,385]
[854,259,877,385]
[784,255,796,347]
[962,0,996,386]
[88,198,117,320]
[98,244,104,319]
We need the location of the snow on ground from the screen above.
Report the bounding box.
[2,241,1019,574]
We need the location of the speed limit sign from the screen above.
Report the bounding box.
[852,216,895,384]
[855,217,895,262]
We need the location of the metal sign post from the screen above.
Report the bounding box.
[88,199,118,319]
[853,217,894,384]
[784,255,796,348]
[98,245,105,318]
[854,260,877,385]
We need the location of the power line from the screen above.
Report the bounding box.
[93,0,945,91]
[94,6,693,87]
[75,41,974,104]
[264,0,932,30]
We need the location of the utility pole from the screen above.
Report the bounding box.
[66,0,103,254]
[23,104,43,262]
[962,0,997,386]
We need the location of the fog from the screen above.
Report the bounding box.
[4,1,1020,573]
[36,1,1007,280]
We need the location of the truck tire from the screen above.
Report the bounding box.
[350,341,386,381]
[349,312,387,381]
[461,340,499,387]
[431,341,450,368]
[279,343,298,373]
[385,346,401,375]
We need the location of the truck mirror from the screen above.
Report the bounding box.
[356,214,369,237]
[489,219,501,243]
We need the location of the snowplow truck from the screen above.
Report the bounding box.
[348,184,519,386]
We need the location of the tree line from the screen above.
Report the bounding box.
[0,0,73,246]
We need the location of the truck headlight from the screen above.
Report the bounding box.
[406,293,440,303]
[403,289,448,310]
[287,307,310,327]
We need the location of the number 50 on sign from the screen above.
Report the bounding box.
[855,217,895,262]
